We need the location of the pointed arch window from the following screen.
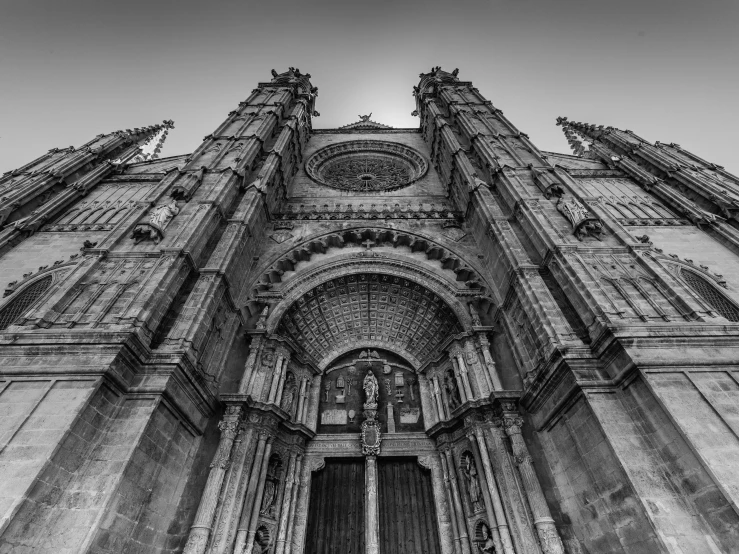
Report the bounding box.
[681,269,739,322]
[0,275,53,329]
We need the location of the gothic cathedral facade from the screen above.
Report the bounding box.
[0,67,738,554]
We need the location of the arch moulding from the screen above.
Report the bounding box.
[263,256,476,334]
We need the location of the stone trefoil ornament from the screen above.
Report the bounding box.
[131,200,179,244]
[556,196,603,241]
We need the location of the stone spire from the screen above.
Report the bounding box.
[0,119,174,245]
[556,116,739,225]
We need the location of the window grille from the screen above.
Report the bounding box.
[0,275,53,329]
[681,269,739,322]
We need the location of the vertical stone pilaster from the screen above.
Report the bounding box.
[504,417,565,554]
[450,356,468,403]
[455,353,475,401]
[486,420,541,554]
[295,377,308,424]
[242,437,274,554]
[209,424,256,554]
[233,431,270,553]
[277,455,302,554]
[290,457,323,554]
[467,431,504,554]
[439,453,463,554]
[267,354,284,403]
[465,337,492,396]
[183,405,242,554]
[275,354,291,406]
[274,452,298,554]
[477,334,503,390]
[239,334,264,394]
[419,454,455,554]
[473,428,515,554]
[365,455,380,554]
[442,449,472,554]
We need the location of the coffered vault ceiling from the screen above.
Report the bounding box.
[276,273,463,368]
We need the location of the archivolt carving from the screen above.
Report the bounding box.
[275,273,463,368]
[252,227,486,296]
[262,258,475,334]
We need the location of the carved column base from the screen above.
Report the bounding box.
[182,527,209,554]
[535,519,565,554]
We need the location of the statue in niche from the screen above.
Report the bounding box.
[363,369,379,409]
[478,522,496,553]
[260,457,280,517]
[462,453,484,512]
[280,373,297,417]
[445,369,461,409]
[131,199,179,244]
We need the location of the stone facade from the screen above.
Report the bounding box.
[0,66,738,553]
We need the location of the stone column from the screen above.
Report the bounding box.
[439,453,463,554]
[295,377,308,424]
[281,455,302,554]
[183,405,242,554]
[417,374,437,428]
[468,432,504,554]
[267,354,284,403]
[239,335,264,394]
[274,452,298,554]
[419,454,455,554]
[430,376,444,421]
[473,428,515,554]
[465,338,491,396]
[275,354,291,406]
[300,378,311,424]
[290,458,321,554]
[504,417,565,554]
[242,437,274,554]
[438,374,452,418]
[450,356,468,403]
[366,455,380,554]
[233,431,270,553]
[443,449,472,554]
[478,334,503,390]
[455,353,475,401]
[210,425,257,554]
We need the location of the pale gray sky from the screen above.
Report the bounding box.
[1,0,737,173]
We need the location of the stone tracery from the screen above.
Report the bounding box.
[305,140,429,192]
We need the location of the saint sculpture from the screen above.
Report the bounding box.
[363,369,379,409]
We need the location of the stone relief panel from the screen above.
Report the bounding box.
[317,349,424,434]
[45,180,155,232]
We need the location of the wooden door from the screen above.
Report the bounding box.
[378,457,441,554]
[305,458,365,554]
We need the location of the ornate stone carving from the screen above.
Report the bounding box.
[131,200,179,244]
[556,196,603,241]
[305,140,429,192]
[461,452,484,513]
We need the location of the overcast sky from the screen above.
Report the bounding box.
[1,0,737,174]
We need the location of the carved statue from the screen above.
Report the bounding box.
[260,479,277,516]
[358,113,372,122]
[445,370,461,409]
[363,369,379,409]
[556,196,603,241]
[478,523,496,553]
[462,453,484,512]
[131,200,179,244]
[469,303,482,326]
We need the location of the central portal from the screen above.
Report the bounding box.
[304,457,440,554]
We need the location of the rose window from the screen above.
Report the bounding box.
[305,140,428,192]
